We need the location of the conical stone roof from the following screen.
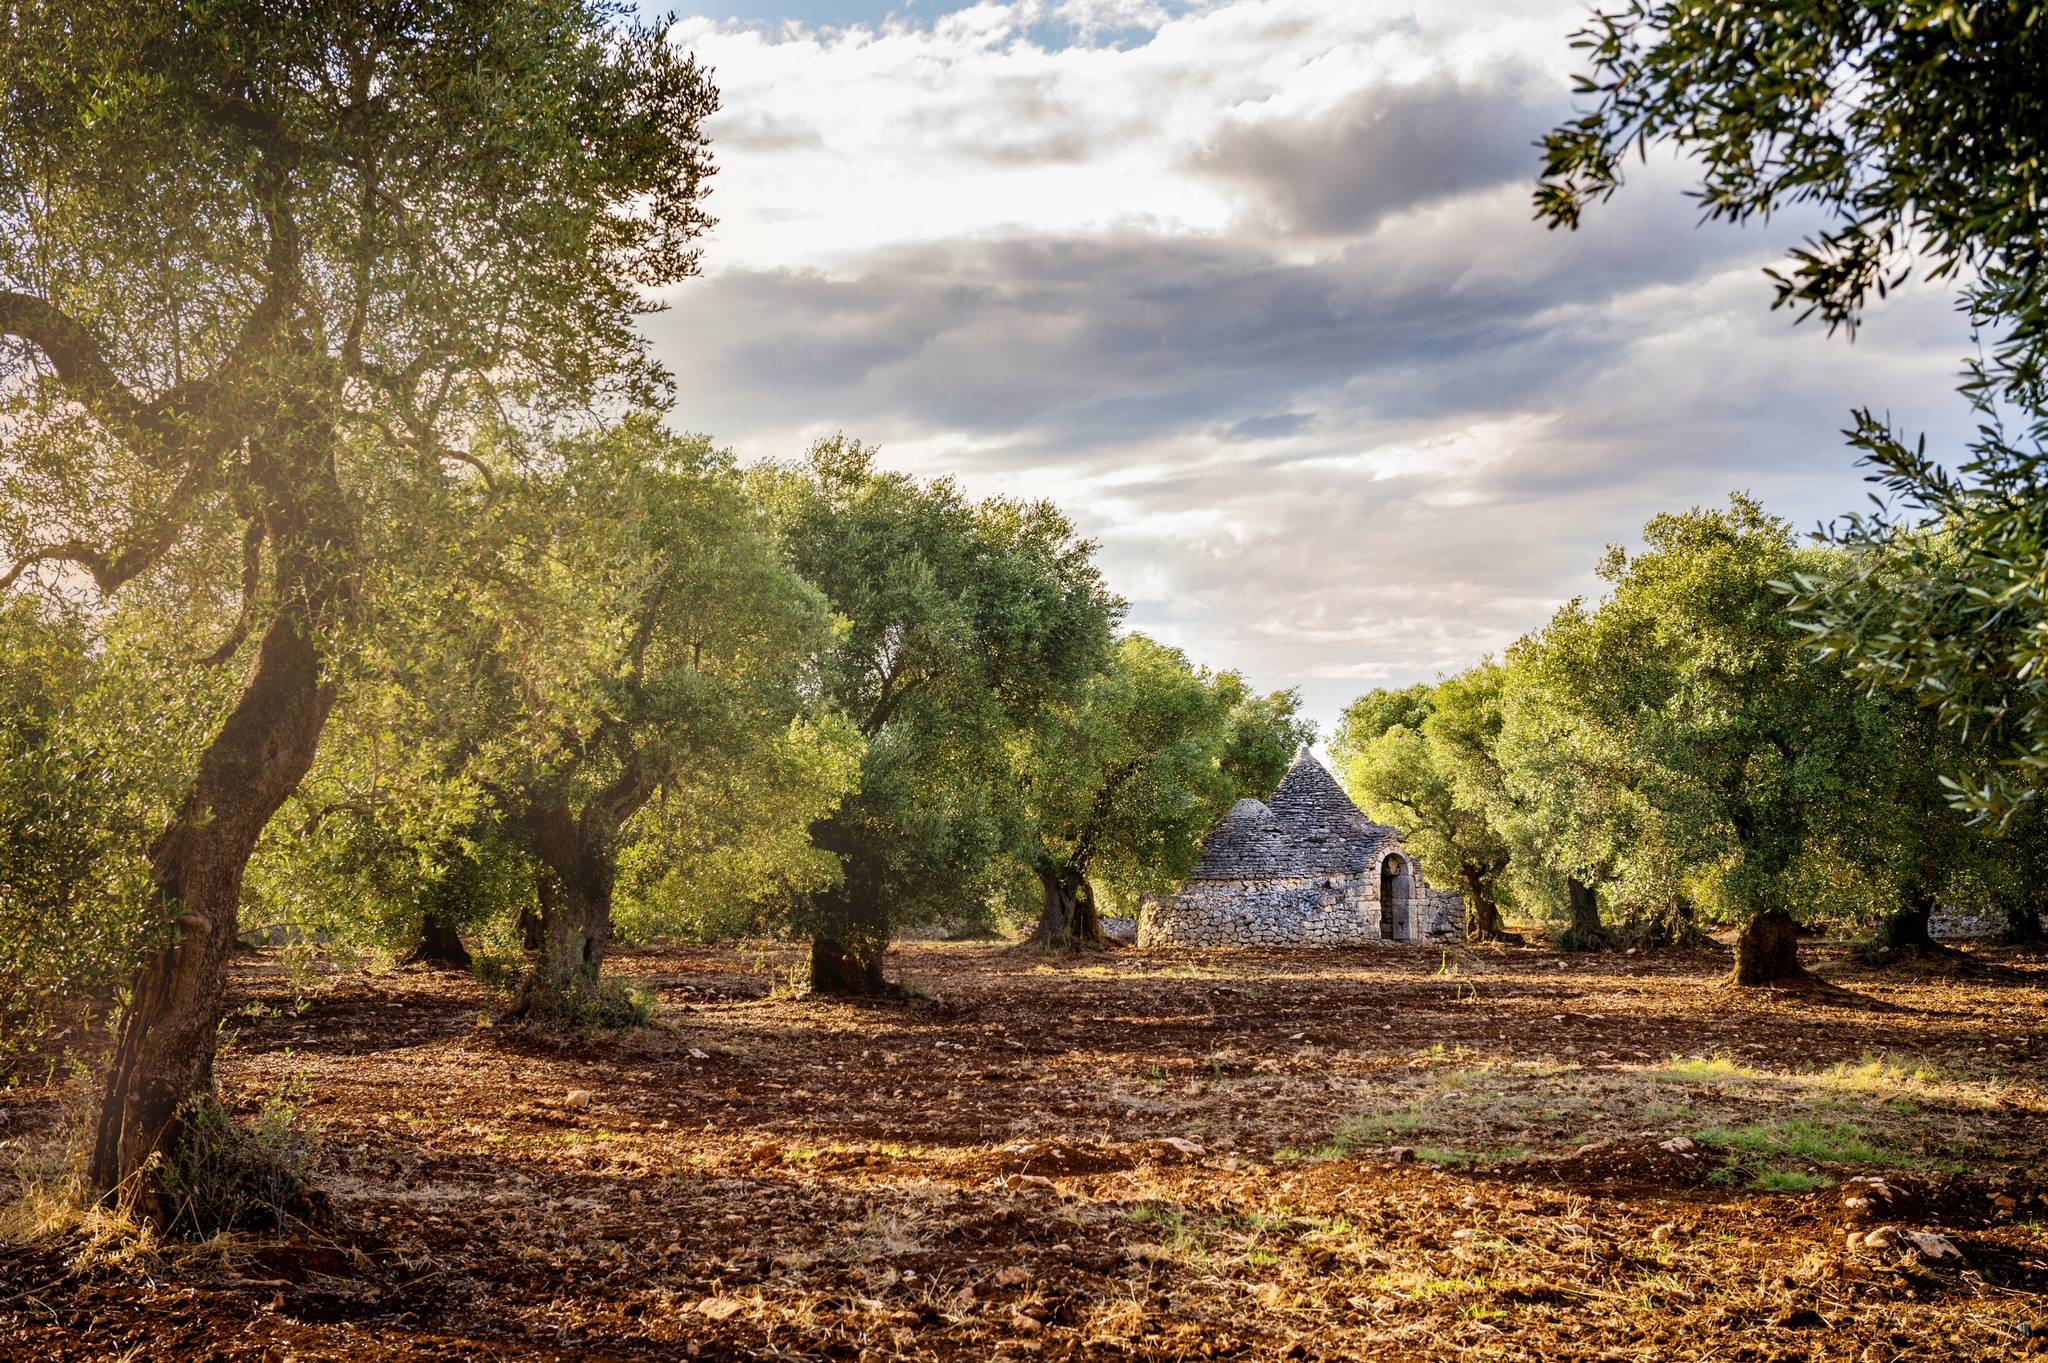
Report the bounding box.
[1186,750,1398,880]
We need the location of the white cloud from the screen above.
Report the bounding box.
[656,0,1977,737]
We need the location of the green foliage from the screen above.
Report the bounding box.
[768,438,1123,952]
[1345,497,1994,939]
[1331,670,1513,933]
[0,599,232,1055]
[1536,2,2046,356]
[256,415,856,968]
[1536,2,2048,816]
[0,0,728,1154]
[1785,434,2048,819]
[614,714,863,943]
[1499,498,1901,925]
[156,1086,324,1237]
[1014,634,1307,916]
[510,976,658,1031]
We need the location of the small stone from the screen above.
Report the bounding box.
[1903,1230,1963,1263]
[1657,1136,1695,1154]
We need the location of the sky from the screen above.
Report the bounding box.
[645,0,1975,743]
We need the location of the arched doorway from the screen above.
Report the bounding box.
[1379,854,1411,941]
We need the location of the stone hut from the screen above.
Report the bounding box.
[1139,750,1465,948]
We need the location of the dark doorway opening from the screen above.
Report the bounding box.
[1380,856,1402,940]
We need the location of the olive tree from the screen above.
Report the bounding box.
[1015,635,1307,951]
[1538,1,2048,818]
[0,0,717,1211]
[771,440,1120,994]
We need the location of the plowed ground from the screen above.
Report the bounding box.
[4,939,2047,1361]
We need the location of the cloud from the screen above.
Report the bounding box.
[658,0,1977,737]
[650,177,1786,450]
[1192,63,1561,236]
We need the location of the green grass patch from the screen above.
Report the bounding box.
[1753,1169,1833,1193]
[1334,1108,1436,1145]
[1415,1144,1529,1167]
[1692,1117,1924,1170]
[1647,1053,1762,1084]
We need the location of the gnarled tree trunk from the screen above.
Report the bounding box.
[1873,886,1946,958]
[1731,906,1812,986]
[520,872,551,953]
[90,406,351,1215]
[1025,861,1110,952]
[808,835,895,995]
[407,910,472,969]
[1460,866,1519,944]
[1556,878,1608,952]
[508,804,618,1016]
[809,877,891,995]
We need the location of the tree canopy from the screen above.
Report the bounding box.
[766,438,1123,992]
[1537,0,2048,818]
[0,0,722,1209]
[1014,633,1309,950]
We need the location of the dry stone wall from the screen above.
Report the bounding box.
[1139,875,1381,948]
[1412,888,1466,943]
[1139,875,1468,948]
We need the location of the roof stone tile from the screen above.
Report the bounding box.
[1186,750,1398,880]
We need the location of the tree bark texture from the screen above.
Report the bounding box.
[509,804,618,1016]
[1730,907,1812,986]
[90,402,352,1211]
[407,910,472,969]
[1025,862,1111,952]
[1459,866,1518,943]
[1556,878,1609,952]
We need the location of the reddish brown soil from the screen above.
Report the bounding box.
[4,940,2047,1360]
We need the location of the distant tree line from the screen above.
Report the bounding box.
[1332,495,2048,983]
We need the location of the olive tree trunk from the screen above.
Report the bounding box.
[90,411,351,1213]
[1730,907,1813,986]
[809,870,893,997]
[2001,898,2046,946]
[1025,862,1111,952]
[1556,878,1609,952]
[407,910,472,969]
[1460,866,1518,944]
[1874,890,1943,957]
[508,806,619,1018]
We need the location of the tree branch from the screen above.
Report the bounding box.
[195,517,268,666]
